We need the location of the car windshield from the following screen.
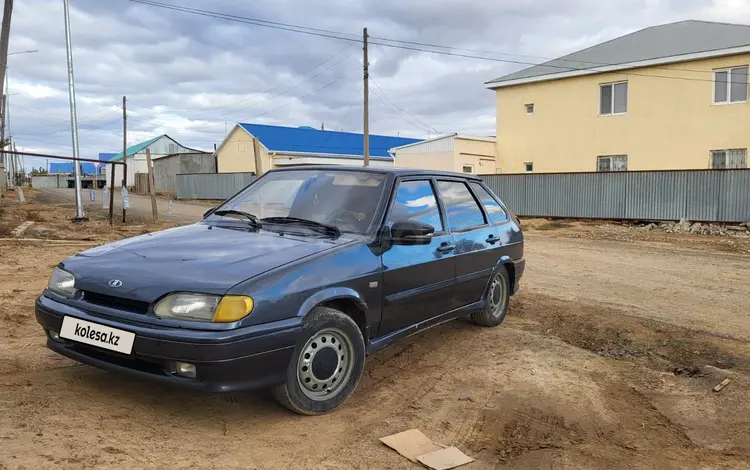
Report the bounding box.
[209,169,387,234]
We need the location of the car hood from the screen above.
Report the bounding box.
[61,223,345,303]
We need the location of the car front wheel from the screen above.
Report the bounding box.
[272,306,365,415]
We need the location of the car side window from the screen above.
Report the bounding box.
[437,180,486,230]
[469,182,509,224]
[387,180,444,231]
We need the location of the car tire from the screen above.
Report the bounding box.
[272,306,365,415]
[471,267,511,327]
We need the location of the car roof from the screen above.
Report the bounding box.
[267,165,483,181]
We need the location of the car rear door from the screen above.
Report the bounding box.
[379,178,456,336]
[435,179,497,307]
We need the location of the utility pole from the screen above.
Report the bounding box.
[63,0,85,221]
[0,0,12,190]
[121,95,127,223]
[362,27,369,167]
[0,0,12,129]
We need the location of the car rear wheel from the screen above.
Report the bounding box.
[272,306,365,415]
[471,267,510,327]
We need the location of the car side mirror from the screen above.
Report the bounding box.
[203,207,216,218]
[390,220,434,245]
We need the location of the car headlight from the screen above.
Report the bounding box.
[154,293,254,323]
[48,268,77,297]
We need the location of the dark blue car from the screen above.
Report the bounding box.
[36,166,525,414]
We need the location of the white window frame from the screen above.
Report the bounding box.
[525,103,534,115]
[524,162,534,173]
[713,66,748,105]
[597,155,628,172]
[462,164,473,174]
[599,81,628,116]
[710,148,747,169]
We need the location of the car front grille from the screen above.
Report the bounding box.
[82,291,150,314]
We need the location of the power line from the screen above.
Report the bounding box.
[131,64,361,133]
[335,84,362,131]
[369,85,433,135]
[124,47,357,129]
[369,77,438,133]
[368,35,730,75]
[220,49,358,117]
[15,136,113,150]
[124,0,745,85]
[125,43,355,116]
[127,0,361,43]
[241,67,360,124]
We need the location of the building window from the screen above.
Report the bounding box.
[524,162,533,172]
[525,103,534,115]
[462,165,473,173]
[600,81,628,115]
[710,149,747,169]
[597,155,628,172]
[714,66,748,104]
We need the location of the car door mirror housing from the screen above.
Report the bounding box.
[390,220,434,245]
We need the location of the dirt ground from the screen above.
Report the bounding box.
[1,190,749,469]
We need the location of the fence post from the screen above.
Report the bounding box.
[146,149,158,223]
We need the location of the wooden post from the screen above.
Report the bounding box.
[145,149,158,223]
[252,137,263,177]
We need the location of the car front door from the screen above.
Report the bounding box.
[435,179,498,307]
[379,179,456,336]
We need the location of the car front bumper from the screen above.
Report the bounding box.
[35,295,301,393]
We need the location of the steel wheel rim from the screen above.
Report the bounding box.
[296,327,355,401]
[488,274,507,318]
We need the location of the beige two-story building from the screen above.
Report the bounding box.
[486,20,750,173]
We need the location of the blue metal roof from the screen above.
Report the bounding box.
[98,152,118,161]
[238,123,421,159]
[49,162,97,174]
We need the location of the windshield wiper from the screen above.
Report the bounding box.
[212,209,261,227]
[261,217,340,237]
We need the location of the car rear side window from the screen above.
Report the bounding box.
[387,180,444,231]
[469,182,509,224]
[437,180,486,230]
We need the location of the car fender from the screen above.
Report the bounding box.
[481,256,515,298]
[296,287,369,319]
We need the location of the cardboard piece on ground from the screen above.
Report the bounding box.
[417,447,474,470]
[380,429,473,470]
[380,429,443,463]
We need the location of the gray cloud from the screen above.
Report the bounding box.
[4,0,738,171]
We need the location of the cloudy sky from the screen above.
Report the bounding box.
[5,0,749,171]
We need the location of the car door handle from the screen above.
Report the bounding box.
[436,243,455,254]
[486,234,500,244]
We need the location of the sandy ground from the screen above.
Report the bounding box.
[1,189,749,469]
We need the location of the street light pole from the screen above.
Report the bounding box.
[62,0,86,221]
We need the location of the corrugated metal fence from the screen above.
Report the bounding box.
[176,172,256,200]
[480,169,750,223]
[175,169,749,223]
